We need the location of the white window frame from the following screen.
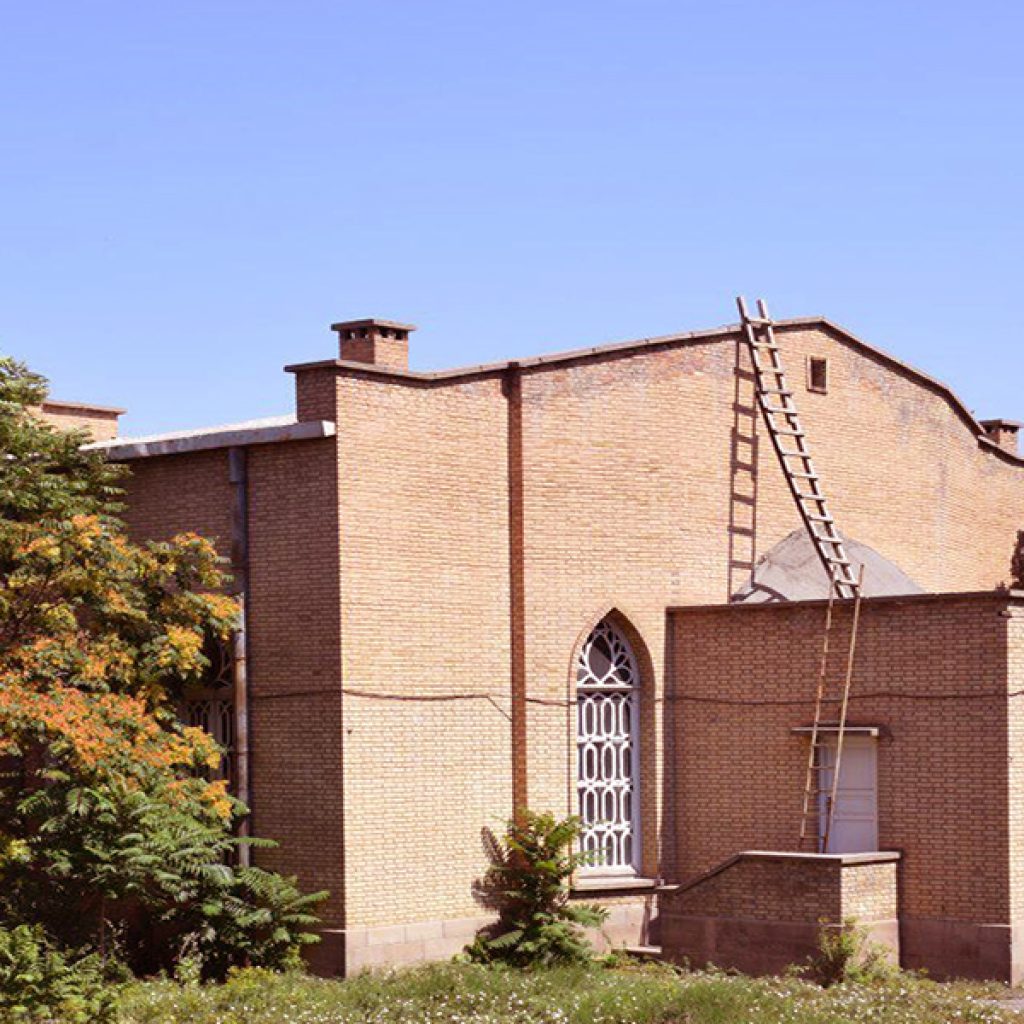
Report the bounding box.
[575,618,641,876]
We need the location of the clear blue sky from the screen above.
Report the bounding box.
[3,1,1023,436]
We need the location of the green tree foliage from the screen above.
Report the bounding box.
[0,356,325,978]
[466,811,608,967]
[0,925,118,1024]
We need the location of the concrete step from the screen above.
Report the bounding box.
[621,945,664,960]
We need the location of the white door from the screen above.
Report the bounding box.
[819,734,878,853]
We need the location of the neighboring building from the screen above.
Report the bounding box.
[77,313,1024,981]
[36,398,124,441]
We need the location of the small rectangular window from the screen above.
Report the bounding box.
[807,356,828,394]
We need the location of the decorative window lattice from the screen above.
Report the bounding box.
[185,696,234,782]
[576,619,639,872]
[182,637,234,784]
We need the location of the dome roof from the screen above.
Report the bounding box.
[732,529,924,604]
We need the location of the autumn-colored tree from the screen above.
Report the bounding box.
[0,358,236,795]
[0,357,323,977]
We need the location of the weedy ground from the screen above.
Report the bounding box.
[116,959,1020,1024]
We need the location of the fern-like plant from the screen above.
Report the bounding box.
[466,811,608,967]
[0,925,118,1024]
[7,767,327,978]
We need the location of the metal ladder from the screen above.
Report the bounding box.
[735,296,865,851]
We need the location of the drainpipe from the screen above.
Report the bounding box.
[228,447,252,866]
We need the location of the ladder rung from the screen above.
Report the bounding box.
[806,513,834,523]
[760,387,793,396]
[796,491,826,502]
[763,405,797,417]
[789,470,819,480]
[774,427,806,437]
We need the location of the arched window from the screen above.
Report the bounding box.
[576,618,640,874]
[180,637,234,784]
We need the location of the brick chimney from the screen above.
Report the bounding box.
[981,419,1022,456]
[331,319,416,372]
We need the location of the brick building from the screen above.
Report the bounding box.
[59,312,1024,981]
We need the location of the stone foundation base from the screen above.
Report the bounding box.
[901,918,1020,984]
[660,914,899,976]
[658,912,1024,982]
[306,901,653,976]
[307,908,1024,983]
[587,898,658,951]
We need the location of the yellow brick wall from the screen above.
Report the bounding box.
[332,373,513,927]
[246,437,346,922]
[666,594,1013,924]
[1005,610,1024,931]
[35,403,120,441]
[118,319,1024,944]
[122,449,232,547]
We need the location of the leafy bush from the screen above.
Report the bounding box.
[466,810,608,967]
[804,917,895,987]
[3,768,325,978]
[0,925,118,1024]
[193,861,326,978]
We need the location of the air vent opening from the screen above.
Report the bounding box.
[807,356,828,394]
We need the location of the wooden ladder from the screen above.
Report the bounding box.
[797,572,864,851]
[735,296,865,852]
[736,297,860,599]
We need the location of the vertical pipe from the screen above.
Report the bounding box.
[228,446,252,866]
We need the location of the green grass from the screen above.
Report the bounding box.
[115,960,1019,1024]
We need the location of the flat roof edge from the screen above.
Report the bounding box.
[42,399,127,416]
[86,419,336,460]
[284,320,747,379]
[668,589,1022,615]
